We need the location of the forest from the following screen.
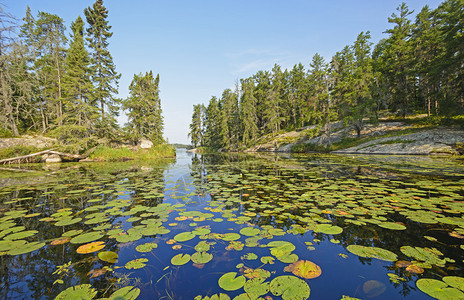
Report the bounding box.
[0,0,164,152]
[189,1,464,150]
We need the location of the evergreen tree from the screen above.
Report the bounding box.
[240,78,258,146]
[219,88,239,149]
[63,16,95,129]
[188,104,205,148]
[124,71,164,144]
[204,96,222,149]
[35,11,67,128]
[84,0,121,135]
[382,3,414,118]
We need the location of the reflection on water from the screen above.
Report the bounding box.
[0,149,463,299]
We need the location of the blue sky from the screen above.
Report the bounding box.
[6,0,444,144]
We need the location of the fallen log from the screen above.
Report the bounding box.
[0,149,85,165]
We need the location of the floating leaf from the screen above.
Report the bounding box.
[314,224,343,235]
[50,237,71,245]
[88,268,107,278]
[98,251,118,263]
[261,256,275,265]
[443,276,464,291]
[218,272,246,291]
[70,232,103,244]
[406,264,424,274]
[284,260,321,279]
[243,268,271,281]
[77,241,105,254]
[55,284,97,300]
[378,222,406,230]
[269,275,310,300]
[347,245,397,262]
[244,278,270,298]
[136,242,158,253]
[171,253,191,266]
[222,233,241,241]
[416,278,464,299]
[125,258,148,270]
[108,286,140,300]
[195,241,214,252]
[8,241,45,255]
[242,253,258,260]
[239,227,260,236]
[191,252,213,264]
[174,232,196,242]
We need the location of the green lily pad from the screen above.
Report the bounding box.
[378,222,406,230]
[191,252,213,264]
[347,245,397,262]
[4,230,38,240]
[55,218,82,226]
[222,233,241,241]
[239,227,260,236]
[218,272,246,291]
[400,246,446,266]
[55,284,97,299]
[171,253,191,266]
[270,275,310,300]
[70,232,104,244]
[314,224,343,235]
[108,286,140,300]
[283,260,322,279]
[443,276,464,291]
[244,278,270,298]
[98,251,118,263]
[174,232,196,242]
[194,241,214,252]
[8,241,46,255]
[416,278,464,299]
[125,258,148,270]
[136,242,158,253]
[261,256,275,264]
[242,253,258,260]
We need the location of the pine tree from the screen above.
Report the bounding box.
[188,104,205,148]
[84,0,121,135]
[35,11,67,128]
[124,71,164,144]
[240,78,258,146]
[63,16,95,129]
[383,3,414,118]
[204,96,222,149]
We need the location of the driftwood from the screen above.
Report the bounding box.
[0,149,85,165]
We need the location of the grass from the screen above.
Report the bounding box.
[89,144,175,161]
[0,145,46,161]
[291,127,429,153]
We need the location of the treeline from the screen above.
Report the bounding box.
[0,0,164,148]
[189,1,464,149]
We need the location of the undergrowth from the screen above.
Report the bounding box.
[89,144,175,161]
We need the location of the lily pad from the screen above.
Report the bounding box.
[136,242,158,253]
[108,286,140,300]
[76,241,105,254]
[269,275,310,300]
[244,278,270,298]
[125,258,148,270]
[443,276,464,291]
[222,233,241,241]
[55,284,97,299]
[416,278,464,299]
[218,272,246,291]
[239,227,260,236]
[191,252,213,264]
[174,232,196,242]
[7,241,45,255]
[171,253,191,266]
[98,251,118,263]
[71,232,103,244]
[347,245,397,262]
[283,260,322,279]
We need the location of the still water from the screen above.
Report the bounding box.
[0,149,463,299]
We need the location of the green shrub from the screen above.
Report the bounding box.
[0,145,43,160]
[0,128,14,138]
[89,144,175,161]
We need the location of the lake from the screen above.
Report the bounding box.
[0,148,463,299]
